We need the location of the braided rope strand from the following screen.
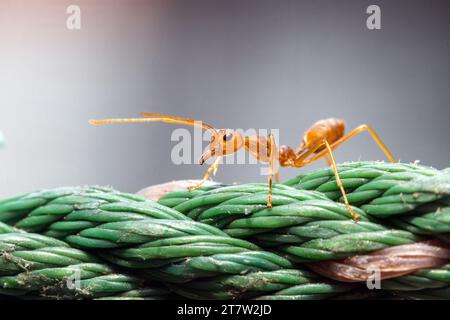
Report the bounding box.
[1,161,450,299]
[0,223,170,299]
[0,189,351,300]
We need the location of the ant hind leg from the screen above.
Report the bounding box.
[293,140,361,221]
[321,140,360,221]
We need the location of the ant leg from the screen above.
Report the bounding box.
[242,134,280,203]
[274,172,281,183]
[324,154,332,166]
[321,141,360,220]
[295,141,306,156]
[293,140,360,221]
[267,134,280,208]
[292,140,326,165]
[301,124,396,166]
[356,125,395,162]
[188,157,222,191]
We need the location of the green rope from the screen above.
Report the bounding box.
[283,161,450,237]
[0,222,170,299]
[360,171,450,217]
[0,188,350,300]
[1,160,449,299]
[383,264,450,291]
[283,161,440,204]
[0,186,188,232]
[384,199,450,243]
[52,218,352,299]
[0,185,422,263]
[159,184,420,262]
[169,269,351,300]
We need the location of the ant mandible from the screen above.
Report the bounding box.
[89,113,396,220]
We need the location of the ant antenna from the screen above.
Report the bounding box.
[89,112,219,136]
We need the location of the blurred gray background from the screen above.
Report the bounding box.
[0,0,449,197]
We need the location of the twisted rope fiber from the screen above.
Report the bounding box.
[0,186,442,299]
[161,162,450,240]
[383,263,450,291]
[0,188,351,300]
[159,184,423,262]
[0,222,170,299]
[1,161,449,299]
[157,162,450,298]
[0,184,435,265]
[284,162,450,236]
[283,161,441,205]
[0,184,422,263]
[378,263,450,299]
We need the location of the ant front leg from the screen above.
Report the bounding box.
[188,157,222,191]
[294,140,360,221]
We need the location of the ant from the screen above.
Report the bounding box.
[89,113,396,220]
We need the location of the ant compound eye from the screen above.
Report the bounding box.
[223,132,233,141]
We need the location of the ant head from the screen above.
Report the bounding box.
[199,129,244,164]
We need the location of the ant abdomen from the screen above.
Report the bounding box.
[302,118,346,151]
